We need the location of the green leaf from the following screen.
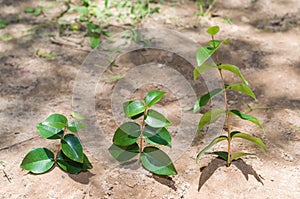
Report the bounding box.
[206,26,220,35]
[143,125,171,147]
[0,35,12,41]
[141,146,177,175]
[69,6,88,17]
[20,148,55,174]
[205,151,228,161]
[208,40,223,48]
[196,136,228,163]
[144,90,166,107]
[196,46,217,67]
[123,100,146,119]
[42,114,68,129]
[0,19,10,29]
[193,88,223,112]
[231,152,255,161]
[108,143,139,163]
[87,22,102,35]
[218,64,249,85]
[113,122,140,146]
[36,49,56,58]
[71,112,86,120]
[57,150,82,174]
[36,123,63,139]
[82,153,93,170]
[61,134,83,163]
[194,62,217,80]
[231,131,267,151]
[145,109,171,128]
[229,110,264,131]
[105,0,111,8]
[24,7,35,13]
[90,37,101,49]
[33,7,42,16]
[106,75,122,82]
[197,108,225,132]
[67,121,86,132]
[226,83,256,99]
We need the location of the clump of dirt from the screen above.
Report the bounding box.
[253,13,299,32]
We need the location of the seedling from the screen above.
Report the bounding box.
[194,0,215,17]
[0,19,10,29]
[109,90,177,176]
[24,6,43,17]
[194,26,267,166]
[65,0,160,48]
[20,113,92,174]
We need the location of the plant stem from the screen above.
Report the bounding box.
[218,69,231,166]
[212,35,231,166]
[139,108,148,156]
[56,126,66,161]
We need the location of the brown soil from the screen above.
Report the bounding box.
[0,0,300,198]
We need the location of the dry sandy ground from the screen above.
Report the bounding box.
[0,0,300,198]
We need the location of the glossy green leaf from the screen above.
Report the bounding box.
[141,146,177,175]
[20,148,55,174]
[226,83,256,99]
[218,64,249,85]
[81,153,93,170]
[208,40,223,48]
[36,123,63,139]
[108,143,139,163]
[90,37,101,49]
[196,46,217,68]
[197,108,225,132]
[231,152,255,161]
[42,114,68,129]
[194,62,217,80]
[61,134,83,163]
[193,88,223,112]
[143,125,171,147]
[231,131,267,151]
[57,150,82,174]
[206,26,220,35]
[71,112,86,120]
[113,122,140,146]
[230,110,264,131]
[123,100,146,119]
[144,90,166,107]
[145,109,171,128]
[196,136,228,163]
[67,121,86,132]
[205,151,228,161]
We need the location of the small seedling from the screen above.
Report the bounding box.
[65,0,160,48]
[20,112,92,174]
[194,26,267,166]
[194,0,215,17]
[109,90,177,176]
[24,6,43,17]
[0,19,10,29]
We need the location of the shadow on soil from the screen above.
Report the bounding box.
[68,171,95,184]
[198,158,264,191]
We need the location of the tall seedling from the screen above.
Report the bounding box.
[109,90,177,176]
[194,26,267,166]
